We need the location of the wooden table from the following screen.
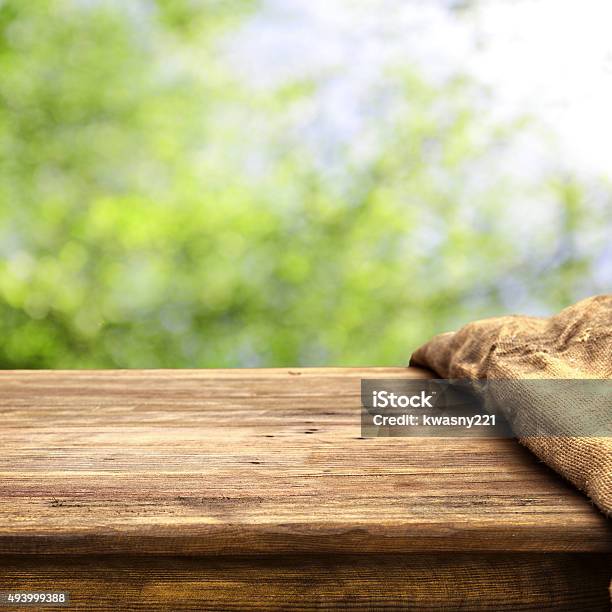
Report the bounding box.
[1,368,611,610]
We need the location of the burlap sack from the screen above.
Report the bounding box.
[410,294,612,516]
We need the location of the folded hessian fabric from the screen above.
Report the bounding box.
[410,294,612,516]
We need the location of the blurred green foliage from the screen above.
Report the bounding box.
[0,0,610,368]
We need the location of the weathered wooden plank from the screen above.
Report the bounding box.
[1,553,610,611]
[0,368,610,555]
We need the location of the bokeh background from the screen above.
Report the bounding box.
[1,0,611,368]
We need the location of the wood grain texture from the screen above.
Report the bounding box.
[2,553,611,611]
[1,367,611,556]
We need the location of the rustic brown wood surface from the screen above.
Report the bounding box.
[1,367,611,556]
[1,553,610,611]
